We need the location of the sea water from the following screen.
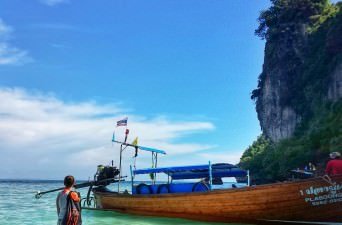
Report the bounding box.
[0,180,250,225]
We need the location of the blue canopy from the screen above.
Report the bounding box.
[133,163,247,179]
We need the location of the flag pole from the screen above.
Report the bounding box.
[116,117,129,193]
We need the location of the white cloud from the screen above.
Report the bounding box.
[0,43,30,65]
[39,0,69,6]
[0,19,12,36]
[0,88,215,179]
[0,19,32,65]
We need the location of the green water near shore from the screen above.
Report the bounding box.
[0,180,251,225]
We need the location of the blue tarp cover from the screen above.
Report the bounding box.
[133,163,247,179]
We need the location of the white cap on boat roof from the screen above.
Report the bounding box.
[329,152,341,159]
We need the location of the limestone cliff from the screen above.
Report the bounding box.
[240,1,342,183]
[328,55,342,101]
[252,0,342,142]
[255,29,305,142]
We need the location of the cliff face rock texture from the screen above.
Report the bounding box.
[328,62,342,101]
[252,1,342,142]
[255,26,306,142]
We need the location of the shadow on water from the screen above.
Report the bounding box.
[83,209,252,225]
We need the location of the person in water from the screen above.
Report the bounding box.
[325,152,342,176]
[56,175,82,225]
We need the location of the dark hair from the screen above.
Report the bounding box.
[64,175,75,188]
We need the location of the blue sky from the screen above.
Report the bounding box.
[1,0,337,180]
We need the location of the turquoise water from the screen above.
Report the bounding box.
[0,180,250,225]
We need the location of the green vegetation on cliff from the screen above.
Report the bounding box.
[241,0,342,183]
[241,102,342,183]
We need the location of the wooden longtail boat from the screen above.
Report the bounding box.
[93,174,342,224]
[89,135,342,224]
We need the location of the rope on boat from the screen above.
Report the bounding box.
[80,185,97,209]
[81,196,96,209]
[322,175,336,186]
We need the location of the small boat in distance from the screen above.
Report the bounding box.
[91,137,342,224]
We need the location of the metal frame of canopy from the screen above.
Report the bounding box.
[112,137,167,192]
[132,163,249,191]
[112,134,250,193]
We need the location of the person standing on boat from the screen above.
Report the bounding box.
[325,152,342,176]
[56,175,82,225]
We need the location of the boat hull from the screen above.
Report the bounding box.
[93,175,342,224]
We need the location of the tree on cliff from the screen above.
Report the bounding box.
[255,0,329,40]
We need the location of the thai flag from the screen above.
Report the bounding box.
[116,117,128,127]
